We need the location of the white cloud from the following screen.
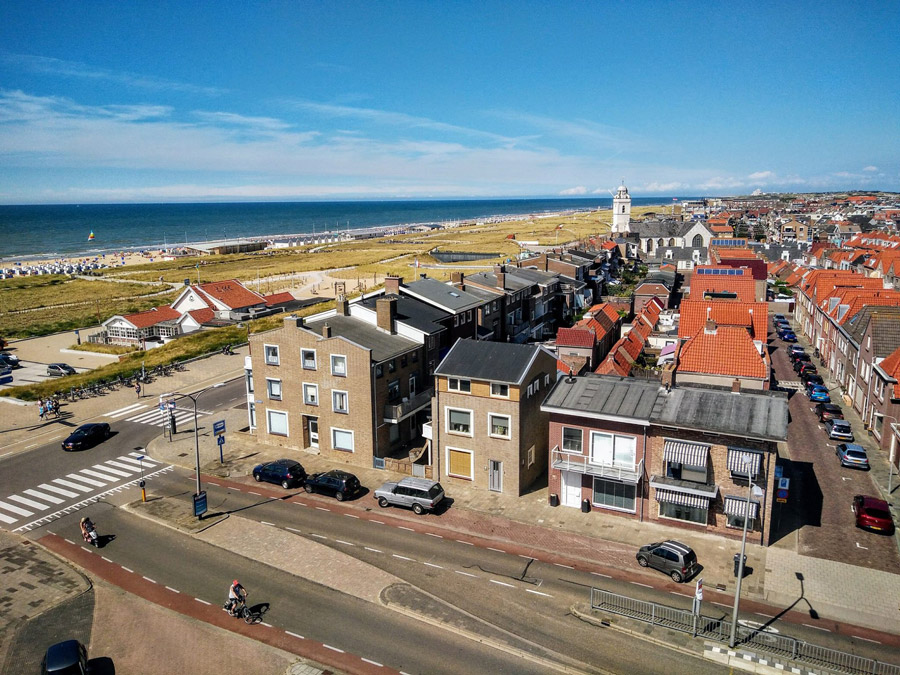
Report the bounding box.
[635,181,688,193]
[862,165,878,172]
[2,52,225,96]
[560,186,587,195]
[748,170,775,181]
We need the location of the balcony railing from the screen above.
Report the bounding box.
[384,387,434,423]
[551,446,643,484]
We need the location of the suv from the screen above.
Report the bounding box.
[374,477,445,515]
[636,540,698,583]
[252,459,306,489]
[304,469,360,501]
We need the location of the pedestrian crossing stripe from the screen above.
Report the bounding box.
[124,409,208,427]
[106,403,148,418]
[0,455,166,529]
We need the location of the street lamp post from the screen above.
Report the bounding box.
[729,454,764,648]
[160,383,224,499]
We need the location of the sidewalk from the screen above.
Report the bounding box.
[146,404,900,637]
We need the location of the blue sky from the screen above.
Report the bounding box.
[1,1,898,204]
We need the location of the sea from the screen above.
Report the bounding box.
[0,197,678,262]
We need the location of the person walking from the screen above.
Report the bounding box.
[38,401,45,421]
[135,382,142,398]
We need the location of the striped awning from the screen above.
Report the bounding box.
[663,440,709,468]
[724,496,760,519]
[727,448,762,476]
[655,488,710,509]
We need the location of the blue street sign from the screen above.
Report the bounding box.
[213,420,226,436]
[217,434,225,446]
[193,491,208,517]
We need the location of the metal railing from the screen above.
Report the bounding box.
[551,446,643,484]
[590,588,900,675]
[383,388,434,423]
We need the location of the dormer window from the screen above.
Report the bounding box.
[448,378,471,393]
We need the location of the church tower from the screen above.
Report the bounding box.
[612,181,631,234]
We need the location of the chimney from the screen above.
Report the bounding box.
[732,378,741,394]
[335,294,349,316]
[494,265,506,290]
[450,271,465,287]
[705,319,717,334]
[384,276,403,295]
[376,297,397,334]
[285,314,304,329]
[322,323,332,338]
[419,273,427,280]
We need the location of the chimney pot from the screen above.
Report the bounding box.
[335,294,349,316]
[322,323,331,338]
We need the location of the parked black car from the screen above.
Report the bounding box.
[304,469,361,501]
[252,459,306,489]
[815,403,843,422]
[791,352,811,366]
[62,423,111,451]
[795,362,817,376]
[802,372,824,387]
[41,639,88,675]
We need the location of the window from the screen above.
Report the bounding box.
[454,315,459,327]
[533,377,540,393]
[264,344,280,365]
[412,351,418,363]
[401,354,407,368]
[447,447,473,479]
[666,461,707,483]
[490,383,509,398]
[446,408,472,435]
[301,349,316,370]
[448,378,471,392]
[245,369,254,393]
[527,445,535,468]
[659,501,707,525]
[590,432,636,468]
[467,310,472,322]
[388,359,396,373]
[545,374,550,386]
[266,378,282,401]
[726,512,756,530]
[375,363,383,378]
[593,478,636,512]
[562,427,583,453]
[266,410,288,436]
[332,390,348,414]
[488,414,511,439]
[248,402,256,429]
[387,379,401,402]
[331,354,347,377]
[303,383,318,406]
[331,427,354,452]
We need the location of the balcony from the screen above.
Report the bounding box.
[384,387,434,424]
[551,446,643,484]
[422,421,432,440]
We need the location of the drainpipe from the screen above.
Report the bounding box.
[640,424,647,523]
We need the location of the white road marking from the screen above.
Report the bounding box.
[66,473,106,487]
[79,468,120,482]
[103,460,139,473]
[119,455,157,466]
[51,478,91,493]
[143,576,157,584]
[361,658,383,667]
[398,526,414,531]
[364,547,382,553]
[261,521,275,526]
[106,403,146,417]
[336,540,355,546]
[455,570,476,577]
[755,612,774,618]
[195,598,211,605]
[285,527,303,534]
[591,572,612,578]
[344,514,360,519]
[526,589,552,597]
[310,533,327,539]
[670,591,691,598]
[553,563,574,569]
[370,519,384,524]
[0,512,19,524]
[323,645,344,653]
[490,580,514,588]
[248,491,261,496]
[424,562,443,569]
[425,532,443,538]
[64,539,76,545]
[285,631,304,639]
[166,586,180,593]
[93,463,132,477]
[101,556,113,563]
[8,495,49,511]
[456,540,473,545]
[0,500,33,517]
[631,582,653,588]
[487,547,505,553]
[315,507,330,512]
[392,554,414,561]
[261,622,272,627]
[803,624,831,632]
[852,636,881,644]
[121,566,134,573]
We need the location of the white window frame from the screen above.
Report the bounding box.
[301,349,317,370]
[302,383,319,406]
[448,378,471,392]
[589,431,636,469]
[266,378,282,401]
[332,389,349,414]
[445,406,473,436]
[266,409,288,437]
[264,344,280,366]
[527,444,535,468]
[331,426,354,452]
[490,383,509,398]
[331,354,347,377]
[488,413,511,439]
[446,445,474,480]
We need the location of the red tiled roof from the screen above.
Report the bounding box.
[689,276,757,303]
[678,325,767,379]
[122,305,181,329]
[187,308,215,324]
[556,327,596,348]
[678,299,768,339]
[601,241,618,250]
[878,347,900,398]
[194,279,266,310]
[264,291,295,306]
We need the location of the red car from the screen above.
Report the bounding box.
[852,495,895,534]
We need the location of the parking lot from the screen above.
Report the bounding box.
[771,315,899,571]
[0,332,111,391]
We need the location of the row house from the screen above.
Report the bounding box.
[594,299,662,377]
[247,303,431,472]
[542,375,787,546]
[633,268,675,313]
[431,339,556,495]
[688,266,758,303]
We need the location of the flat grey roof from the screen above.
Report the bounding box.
[434,338,542,384]
[304,315,419,363]
[542,375,662,422]
[403,277,482,313]
[357,293,450,335]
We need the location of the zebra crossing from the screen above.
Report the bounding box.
[105,402,211,428]
[0,452,172,532]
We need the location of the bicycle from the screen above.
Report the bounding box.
[223,600,262,624]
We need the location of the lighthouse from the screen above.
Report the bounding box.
[612,181,631,234]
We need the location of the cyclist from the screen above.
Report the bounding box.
[227,579,247,616]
